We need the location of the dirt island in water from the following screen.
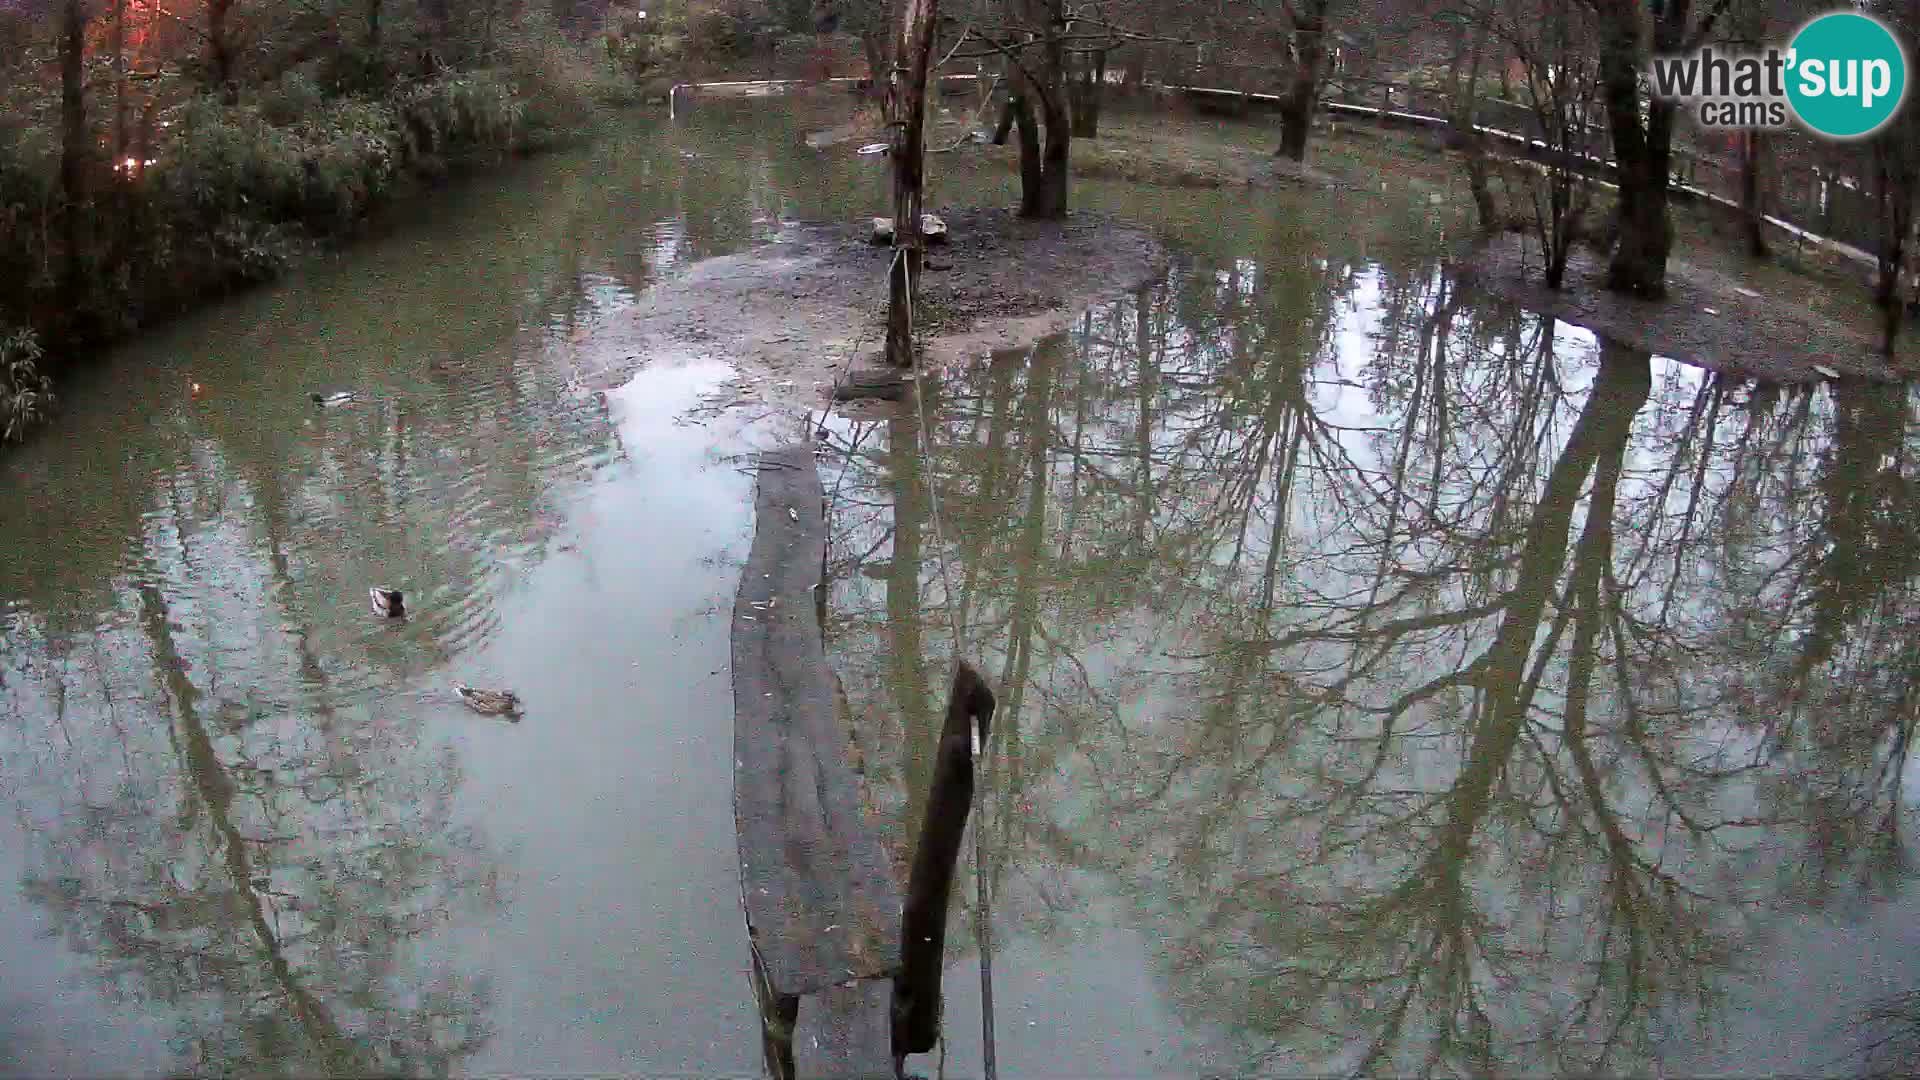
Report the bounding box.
[579,205,1166,409]
[1459,232,1909,383]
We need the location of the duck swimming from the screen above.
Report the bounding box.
[369,587,405,617]
[456,686,521,717]
[312,391,355,406]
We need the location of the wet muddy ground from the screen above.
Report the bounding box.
[1462,231,1907,383]
[582,205,1164,410]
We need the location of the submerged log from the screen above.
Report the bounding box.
[795,979,896,1080]
[833,366,915,402]
[733,445,903,1076]
[892,662,997,1064]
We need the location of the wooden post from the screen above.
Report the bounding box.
[885,0,940,367]
[892,663,996,1067]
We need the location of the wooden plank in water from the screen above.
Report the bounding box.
[793,978,895,1080]
[733,445,903,999]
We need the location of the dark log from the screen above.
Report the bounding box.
[892,662,996,1063]
[733,446,903,1001]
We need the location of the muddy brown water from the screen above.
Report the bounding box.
[1,97,1917,1076]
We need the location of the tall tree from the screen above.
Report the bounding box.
[1004,0,1071,217]
[1866,0,1919,353]
[1273,0,1333,161]
[885,0,940,365]
[1583,0,1739,298]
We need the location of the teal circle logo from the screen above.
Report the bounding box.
[1786,12,1908,139]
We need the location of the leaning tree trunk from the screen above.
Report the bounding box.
[991,94,1015,143]
[1276,0,1330,161]
[1592,0,1677,298]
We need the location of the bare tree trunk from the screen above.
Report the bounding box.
[419,0,449,71]
[1021,1,1071,218]
[207,0,236,102]
[369,0,382,51]
[861,29,888,95]
[885,0,939,367]
[1448,15,1495,233]
[1010,84,1044,214]
[111,0,127,165]
[1873,140,1914,356]
[1592,0,1677,298]
[1276,1,1330,160]
[1122,41,1146,94]
[59,0,89,309]
[1071,48,1107,137]
[1741,130,1770,258]
[1035,93,1070,216]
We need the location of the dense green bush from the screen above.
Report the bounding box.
[1,327,53,445]
[393,70,525,161]
[299,97,405,227]
[0,4,648,447]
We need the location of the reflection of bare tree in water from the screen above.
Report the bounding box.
[6,494,501,1074]
[1708,378,1920,903]
[1842,988,1920,1078]
[1125,329,1755,1075]
[825,248,1920,1075]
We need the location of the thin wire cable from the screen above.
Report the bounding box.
[901,251,998,1080]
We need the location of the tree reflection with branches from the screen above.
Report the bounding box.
[819,245,1920,1075]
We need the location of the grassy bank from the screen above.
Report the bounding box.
[0,11,644,446]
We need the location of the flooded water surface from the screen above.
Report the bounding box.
[3,96,1918,1076]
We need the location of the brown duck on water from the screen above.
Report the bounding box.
[893,661,996,1068]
